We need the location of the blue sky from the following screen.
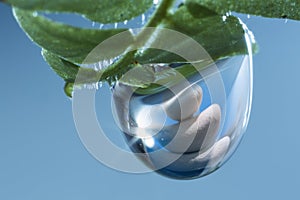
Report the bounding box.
[1,3,300,199]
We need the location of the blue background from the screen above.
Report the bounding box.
[1,3,300,199]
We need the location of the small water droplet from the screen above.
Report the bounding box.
[64,82,74,98]
[99,23,104,29]
[83,82,101,90]
[109,81,116,89]
[247,14,250,19]
[98,81,103,88]
[141,14,146,25]
[93,63,98,70]
[32,12,38,17]
[123,20,128,25]
[226,11,232,16]
[129,28,141,36]
[222,15,227,22]
[153,0,159,4]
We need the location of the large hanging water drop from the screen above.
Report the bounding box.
[112,52,252,179]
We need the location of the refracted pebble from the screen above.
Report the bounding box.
[163,83,203,121]
[159,104,221,153]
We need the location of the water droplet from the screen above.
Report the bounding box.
[222,15,227,21]
[123,20,128,25]
[247,14,250,19]
[98,81,103,88]
[110,31,253,179]
[129,28,141,36]
[153,0,159,5]
[99,23,104,29]
[73,2,254,180]
[141,14,146,25]
[32,12,38,17]
[82,82,101,90]
[64,82,74,98]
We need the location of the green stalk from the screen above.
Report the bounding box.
[97,0,176,83]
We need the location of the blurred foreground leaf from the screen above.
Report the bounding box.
[13,8,131,64]
[6,0,153,23]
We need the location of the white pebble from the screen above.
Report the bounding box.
[163,84,202,121]
[160,104,221,153]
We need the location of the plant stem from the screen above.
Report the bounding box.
[99,0,176,83]
[145,0,175,27]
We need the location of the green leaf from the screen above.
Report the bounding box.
[134,5,256,64]
[42,49,101,84]
[42,48,154,90]
[6,0,153,24]
[186,0,300,20]
[118,64,155,88]
[13,8,132,63]
[42,49,79,82]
